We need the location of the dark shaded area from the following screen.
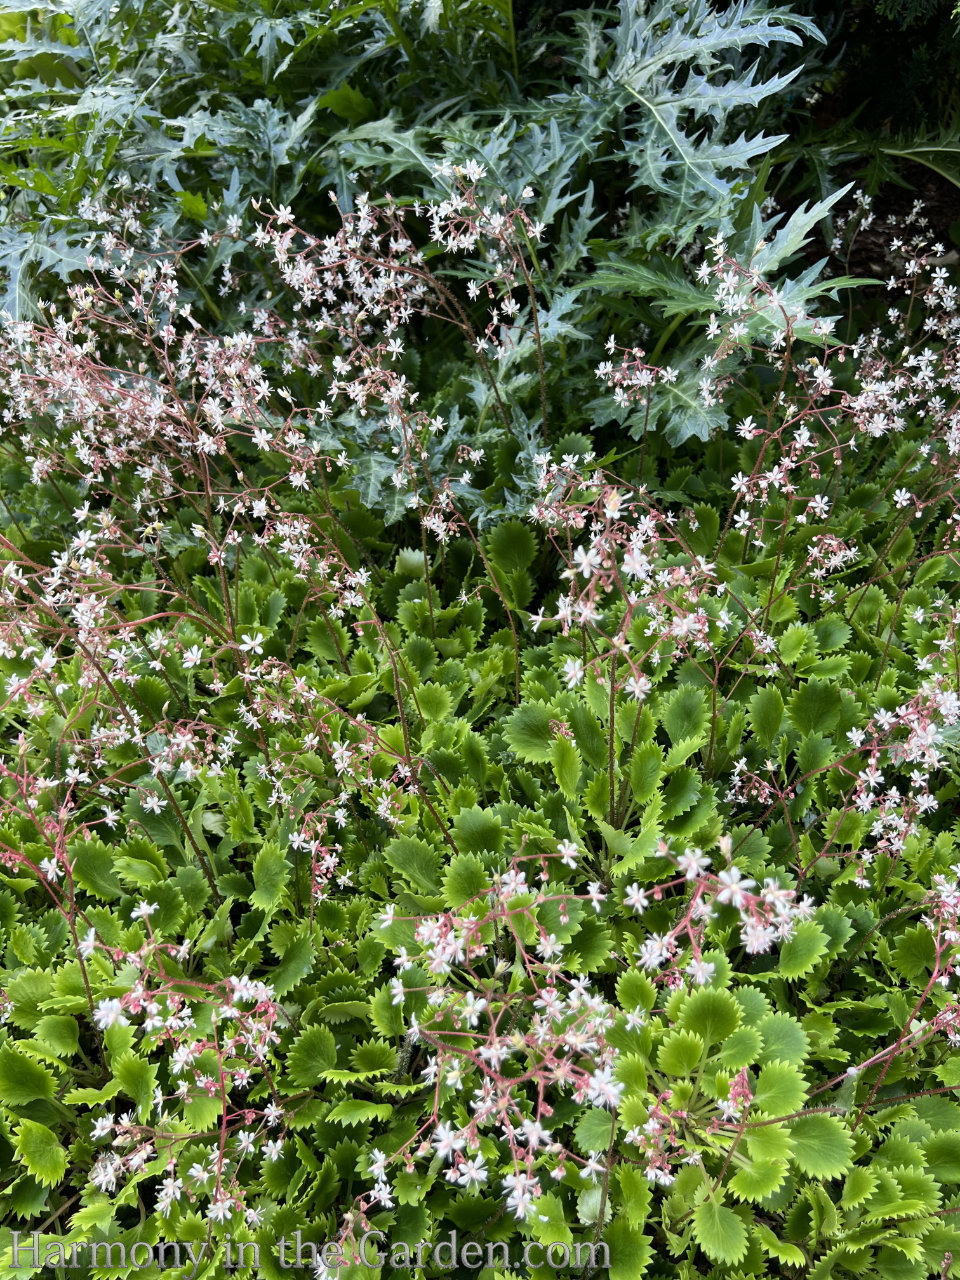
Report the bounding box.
[803,0,960,132]
[841,161,960,274]
[792,159,960,285]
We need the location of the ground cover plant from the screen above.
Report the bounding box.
[1,1,960,1278]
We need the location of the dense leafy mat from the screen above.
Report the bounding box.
[0,172,958,1279]
[1,0,960,1278]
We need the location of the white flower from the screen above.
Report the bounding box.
[557,839,579,869]
[208,1194,234,1223]
[562,657,585,689]
[90,1156,120,1193]
[625,674,651,701]
[586,881,607,913]
[461,993,487,1027]
[676,847,710,879]
[603,490,622,521]
[157,1175,183,1213]
[457,1154,487,1188]
[239,632,265,654]
[715,866,756,908]
[573,545,602,579]
[624,883,649,914]
[182,644,205,669]
[433,1123,466,1161]
[131,901,158,921]
[586,1064,624,1109]
[741,921,776,954]
[503,1170,540,1220]
[94,999,129,1030]
[638,932,674,970]
[537,933,562,959]
[686,957,716,985]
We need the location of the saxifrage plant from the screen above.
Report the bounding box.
[0,164,958,1280]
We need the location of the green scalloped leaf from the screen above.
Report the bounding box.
[753,1060,807,1116]
[503,702,553,762]
[748,686,784,747]
[788,678,842,734]
[442,852,488,908]
[629,742,662,804]
[789,1114,854,1179]
[618,1165,652,1227]
[718,1026,763,1069]
[350,1039,397,1077]
[486,519,536,573]
[730,1158,788,1202]
[287,1025,338,1086]
[418,682,452,721]
[575,1107,616,1154]
[746,1122,793,1164]
[661,685,709,744]
[251,841,289,915]
[617,970,657,1013]
[326,1100,393,1126]
[692,1199,748,1264]
[754,1222,806,1266]
[678,987,740,1044]
[14,1119,67,1187]
[842,1165,880,1207]
[551,735,582,798]
[0,1044,56,1105]
[606,1219,654,1280]
[757,1013,809,1067]
[658,1029,704,1076]
[778,921,829,977]
[113,1051,158,1121]
[450,807,503,857]
[661,767,700,819]
[892,925,937,980]
[384,834,440,894]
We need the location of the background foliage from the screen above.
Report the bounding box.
[0,0,959,1278]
